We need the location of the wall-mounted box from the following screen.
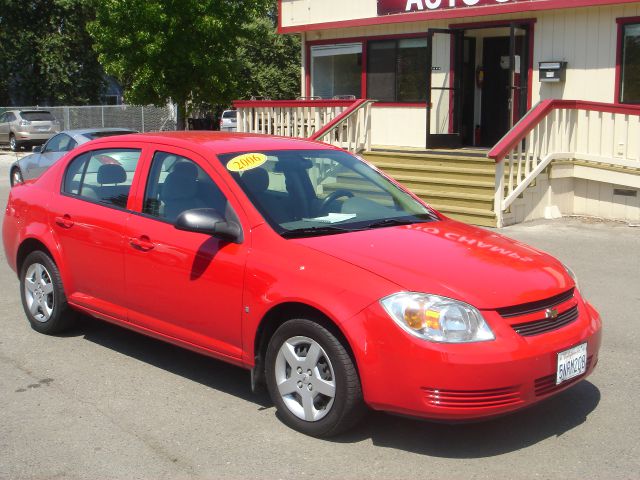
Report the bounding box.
[539,61,567,83]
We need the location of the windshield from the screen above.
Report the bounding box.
[218,149,437,237]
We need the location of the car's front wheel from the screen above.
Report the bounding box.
[10,167,23,186]
[20,251,76,334]
[265,318,365,437]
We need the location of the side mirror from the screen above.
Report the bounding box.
[174,208,243,244]
[32,146,42,153]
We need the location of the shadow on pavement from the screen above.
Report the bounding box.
[72,315,271,408]
[70,314,600,458]
[335,381,600,457]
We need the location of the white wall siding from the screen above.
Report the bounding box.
[281,0,376,28]
[371,107,426,148]
[504,169,640,225]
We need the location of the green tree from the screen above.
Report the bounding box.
[237,13,301,100]
[88,0,271,129]
[0,0,105,106]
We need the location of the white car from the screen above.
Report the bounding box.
[219,110,237,131]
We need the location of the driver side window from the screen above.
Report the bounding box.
[143,152,228,223]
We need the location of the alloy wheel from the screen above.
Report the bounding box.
[274,335,336,422]
[24,263,55,322]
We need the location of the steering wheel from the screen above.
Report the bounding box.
[318,189,354,215]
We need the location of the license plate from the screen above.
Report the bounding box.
[556,343,587,385]
[37,127,48,132]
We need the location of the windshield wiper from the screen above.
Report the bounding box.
[364,218,418,229]
[281,225,354,238]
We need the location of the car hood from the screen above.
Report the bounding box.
[293,219,573,310]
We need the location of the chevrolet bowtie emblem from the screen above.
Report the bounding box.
[545,308,559,320]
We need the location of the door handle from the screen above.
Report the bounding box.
[129,235,155,252]
[54,214,74,228]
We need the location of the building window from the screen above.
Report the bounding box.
[620,22,640,104]
[310,43,362,99]
[367,37,428,103]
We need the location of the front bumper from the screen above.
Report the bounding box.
[349,296,602,421]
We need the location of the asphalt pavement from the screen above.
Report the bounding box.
[0,150,638,479]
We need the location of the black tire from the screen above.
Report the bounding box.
[9,134,20,152]
[265,318,365,437]
[19,251,76,335]
[10,167,23,186]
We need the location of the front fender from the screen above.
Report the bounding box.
[240,227,401,370]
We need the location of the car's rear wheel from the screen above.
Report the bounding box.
[10,167,23,186]
[9,134,20,152]
[265,318,365,437]
[20,251,76,334]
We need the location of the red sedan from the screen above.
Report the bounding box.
[2,132,601,437]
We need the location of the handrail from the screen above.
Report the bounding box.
[310,99,375,153]
[233,99,355,109]
[233,98,374,153]
[489,99,640,162]
[310,99,370,141]
[489,99,640,227]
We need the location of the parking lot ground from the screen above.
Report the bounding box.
[0,153,639,479]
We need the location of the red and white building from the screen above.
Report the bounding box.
[237,1,640,225]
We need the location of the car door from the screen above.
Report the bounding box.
[49,147,144,318]
[123,147,248,359]
[27,133,76,180]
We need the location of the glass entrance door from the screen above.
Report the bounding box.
[509,24,530,130]
[426,29,464,149]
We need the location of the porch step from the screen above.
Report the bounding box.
[362,149,498,227]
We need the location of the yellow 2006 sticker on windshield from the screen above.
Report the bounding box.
[226,153,267,172]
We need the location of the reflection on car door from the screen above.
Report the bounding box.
[123,147,248,360]
[49,148,143,318]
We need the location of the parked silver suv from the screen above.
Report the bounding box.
[0,110,60,151]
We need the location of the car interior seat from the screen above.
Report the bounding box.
[93,163,129,207]
[160,161,208,222]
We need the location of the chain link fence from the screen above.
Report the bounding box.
[0,104,177,132]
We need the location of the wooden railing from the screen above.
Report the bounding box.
[488,99,640,227]
[233,98,374,153]
[310,99,374,153]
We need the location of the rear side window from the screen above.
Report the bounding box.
[63,149,142,209]
[21,111,56,121]
[45,134,76,152]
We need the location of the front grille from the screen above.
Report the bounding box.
[534,356,593,397]
[422,386,523,409]
[511,305,580,337]
[497,288,575,318]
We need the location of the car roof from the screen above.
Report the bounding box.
[85,131,337,155]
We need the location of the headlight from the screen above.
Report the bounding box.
[380,292,495,343]
[563,263,579,290]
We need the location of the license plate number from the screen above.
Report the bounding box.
[556,343,587,385]
[37,127,48,131]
